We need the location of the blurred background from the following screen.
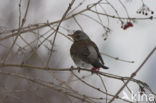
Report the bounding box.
[0,0,155,103]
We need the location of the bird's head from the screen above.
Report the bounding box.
[68,30,90,41]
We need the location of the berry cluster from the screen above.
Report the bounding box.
[136,4,154,16]
[121,22,133,30]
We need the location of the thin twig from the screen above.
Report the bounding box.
[73,16,83,31]
[2,0,31,63]
[46,0,75,66]
[0,71,94,103]
[98,74,108,103]
[0,63,153,89]
[71,70,132,103]
[0,1,155,42]
[109,46,156,103]
[101,52,134,63]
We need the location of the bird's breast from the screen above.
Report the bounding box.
[71,55,93,68]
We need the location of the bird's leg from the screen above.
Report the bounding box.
[92,68,100,71]
[70,66,74,71]
[70,66,74,69]
[91,68,100,74]
[70,66,81,73]
[77,67,81,73]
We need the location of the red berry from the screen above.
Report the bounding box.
[127,22,133,27]
[122,22,133,30]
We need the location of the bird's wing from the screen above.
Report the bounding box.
[89,41,104,64]
[70,40,94,64]
[80,40,104,64]
[70,40,104,64]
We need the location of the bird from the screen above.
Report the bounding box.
[68,30,109,71]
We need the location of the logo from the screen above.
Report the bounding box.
[121,90,155,102]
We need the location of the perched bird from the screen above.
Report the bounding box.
[68,30,109,71]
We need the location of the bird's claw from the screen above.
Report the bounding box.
[70,66,74,71]
[70,66,74,69]
[77,67,81,73]
[70,66,81,73]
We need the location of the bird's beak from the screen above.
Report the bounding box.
[68,34,74,39]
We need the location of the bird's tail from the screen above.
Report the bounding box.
[93,61,109,69]
[100,64,109,69]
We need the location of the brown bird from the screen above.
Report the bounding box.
[68,30,109,71]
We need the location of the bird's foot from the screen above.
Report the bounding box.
[70,66,74,71]
[70,66,74,69]
[92,68,100,71]
[91,68,100,74]
[77,67,81,73]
